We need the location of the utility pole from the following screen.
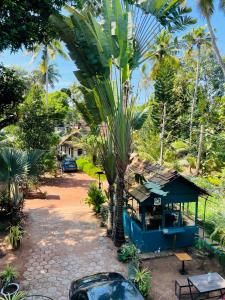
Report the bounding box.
[159,103,166,166]
[196,124,205,175]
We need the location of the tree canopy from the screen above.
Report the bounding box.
[0,0,66,51]
[0,65,27,129]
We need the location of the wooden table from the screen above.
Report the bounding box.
[175,252,192,275]
[188,272,225,299]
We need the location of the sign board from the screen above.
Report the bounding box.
[154,197,161,205]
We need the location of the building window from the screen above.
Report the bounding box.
[77,149,83,156]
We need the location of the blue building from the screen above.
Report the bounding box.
[123,160,208,253]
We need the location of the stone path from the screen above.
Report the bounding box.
[21,172,126,300]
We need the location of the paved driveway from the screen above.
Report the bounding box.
[21,172,126,299]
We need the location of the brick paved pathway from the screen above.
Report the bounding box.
[21,172,126,299]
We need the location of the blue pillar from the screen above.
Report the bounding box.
[195,199,198,225]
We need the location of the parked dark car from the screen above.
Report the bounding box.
[61,159,78,172]
[69,272,144,300]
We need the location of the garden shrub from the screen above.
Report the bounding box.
[133,268,151,297]
[76,157,106,180]
[100,204,109,227]
[117,242,139,263]
[85,183,106,213]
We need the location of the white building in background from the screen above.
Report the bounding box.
[58,129,87,159]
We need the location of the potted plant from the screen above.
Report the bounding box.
[0,265,20,298]
[133,268,151,298]
[0,291,26,300]
[5,226,24,250]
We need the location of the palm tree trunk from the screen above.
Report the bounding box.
[196,124,205,175]
[45,45,49,114]
[113,174,126,247]
[159,103,166,166]
[206,15,225,78]
[107,184,115,236]
[190,46,201,146]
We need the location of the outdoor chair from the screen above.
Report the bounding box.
[175,278,193,299]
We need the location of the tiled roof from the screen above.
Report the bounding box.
[125,157,209,199]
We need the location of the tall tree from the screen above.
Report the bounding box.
[0,65,26,130]
[197,0,225,77]
[29,40,68,112]
[183,26,211,145]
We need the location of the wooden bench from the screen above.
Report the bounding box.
[175,279,193,299]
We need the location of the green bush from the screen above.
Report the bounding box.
[117,243,139,263]
[85,183,106,213]
[100,205,109,227]
[76,157,106,180]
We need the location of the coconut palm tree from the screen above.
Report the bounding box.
[145,29,180,79]
[197,0,225,77]
[29,39,69,112]
[30,64,61,89]
[183,26,211,146]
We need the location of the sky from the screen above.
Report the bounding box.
[0,1,224,93]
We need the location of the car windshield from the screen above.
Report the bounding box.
[88,280,144,300]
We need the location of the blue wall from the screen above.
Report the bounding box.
[123,211,198,252]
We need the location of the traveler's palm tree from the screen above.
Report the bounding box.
[183,26,211,145]
[51,0,196,246]
[29,40,69,111]
[197,0,225,77]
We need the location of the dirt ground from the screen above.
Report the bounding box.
[145,250,225,300]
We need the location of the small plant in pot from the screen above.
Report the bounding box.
[133,268,151,298]
[0,291,26,300]
[5,226,24,250]
[0,265,20,298]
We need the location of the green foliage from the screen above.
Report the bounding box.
[0,265,18,286]
[85,183,106,213]
[117,243,139,263]
[16,86,68,173]
[0,0,66,51]
[0,147,42,214]
[133,268,151,297]
[76,157,106,180]
[5,226,24,250]
[0,291,27,300]
[0,65,27,130]
[100,205,109,226]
